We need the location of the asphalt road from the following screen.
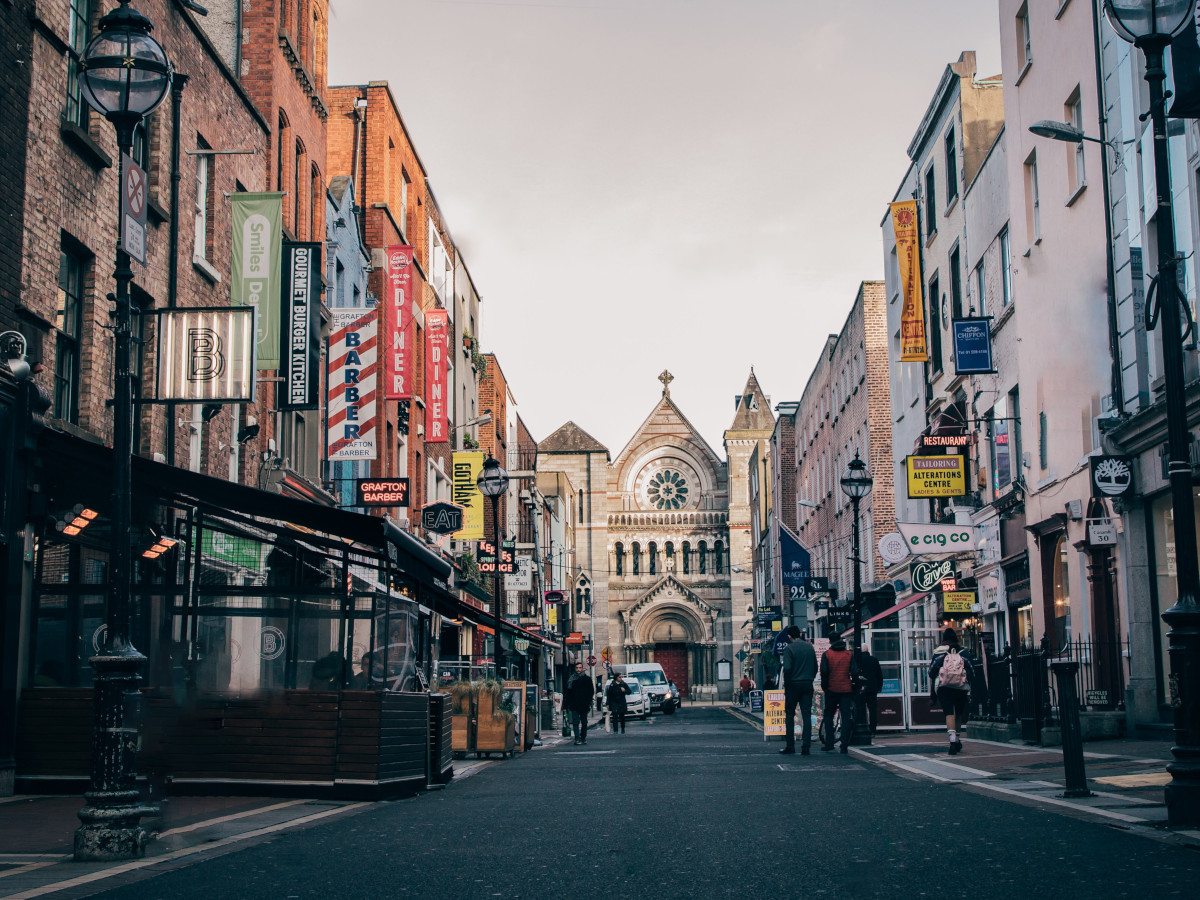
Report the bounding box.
[91,707,1200,899]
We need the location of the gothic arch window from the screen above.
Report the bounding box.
[649,542,658,575]
[632,542,641,576]
[714,541,725,574]
[665,542,675,569]
[615,542,624,576]
[699,541,707,574]
[682,541,691,574]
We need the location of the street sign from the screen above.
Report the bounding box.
[878,532,909,564]
[601,647,612,663]
[587,654,597,667]
[735,649,748,661]
[1088,519,1118,546]
[825,607,854,624]
[121,154,148,265]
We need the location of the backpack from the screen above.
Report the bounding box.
[939,648,968,690]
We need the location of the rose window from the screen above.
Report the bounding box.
[646,470,689,510]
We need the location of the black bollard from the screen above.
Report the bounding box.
[1050,661,1092,798]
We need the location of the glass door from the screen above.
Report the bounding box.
[865,628,905,731]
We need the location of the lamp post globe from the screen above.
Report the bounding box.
[477,457,509,680]
[840,451,874,746]
[1103,0,1196,44]
[79,0,172,142]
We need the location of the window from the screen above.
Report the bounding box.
[310,164,321,240]
[1000,227,1013,306]
[945,128,958,203]
[698,541,707,574]
[990,395,1012,494]
[615,543,624,576]
[632,543,641,575]
[55,243,88,423]
[193,138,213,262]
[1009,386,1022,470]
[1066,89,1086,195]
[294,139,305,236]
[682,541,691,574]
[1017,3,1033,73]
[1024,152,1041,242]
[924,166,937,240]
[975,262,987,317]
[648,542,657,575]
[400,171,410,240]
[714,541,724,574]
[928,273,942,374]
[429,222,452,301]
[665,542,675,570]
[950,246,963,320]
[276,111,289,191]
[65,0,91,128]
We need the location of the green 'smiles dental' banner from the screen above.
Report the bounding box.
[231,192,284,370]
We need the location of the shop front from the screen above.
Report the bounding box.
[14,430,460,797]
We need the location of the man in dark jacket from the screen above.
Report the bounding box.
[856,646,884,735]
[564,662,595,744]
[820,633,854,753]
[605,673,631,734]
[779,626,817,755]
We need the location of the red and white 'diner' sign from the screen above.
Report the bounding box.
[383,245,414,399]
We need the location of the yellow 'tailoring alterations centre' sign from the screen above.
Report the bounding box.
[906,454,967,498]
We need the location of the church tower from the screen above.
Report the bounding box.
[723,370,776,665]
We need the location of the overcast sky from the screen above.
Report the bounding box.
[327,0,1002,456]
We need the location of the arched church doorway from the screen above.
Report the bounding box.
[650,619,690,699]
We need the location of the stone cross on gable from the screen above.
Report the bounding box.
[658,369,674,397]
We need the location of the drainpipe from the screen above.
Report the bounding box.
[166,74,189,466]
[1092,0,1125,415]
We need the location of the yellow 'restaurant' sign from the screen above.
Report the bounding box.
[452,451,485,540]
[891,200,928,362]
[943,591,975,613]
[906,454,966,498]
[764,690,787,737]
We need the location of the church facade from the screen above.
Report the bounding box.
[537,372,773,700]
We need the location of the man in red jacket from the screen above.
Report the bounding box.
[820,633,854,753]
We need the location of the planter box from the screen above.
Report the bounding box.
[474,716,515,755]
[428,693,454,784]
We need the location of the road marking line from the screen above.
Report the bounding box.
[0,863,57,881]
[3,802,372,900]
[155,799,308,838]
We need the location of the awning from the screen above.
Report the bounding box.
[476,623,495,635]
[862,591,929,626]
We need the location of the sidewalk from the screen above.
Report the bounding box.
[726,702,1200,846]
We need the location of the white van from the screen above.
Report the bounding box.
[610,663,678,714]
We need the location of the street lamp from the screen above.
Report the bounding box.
[477,456,510,681]
[73,0,172,862]
[1103,0,1200,828]
[840,451,873,747]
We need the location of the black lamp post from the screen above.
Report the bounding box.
[1103,0,1200,829]
[73,0,171,861]
[477,456,510,680]
[840,451,873,747]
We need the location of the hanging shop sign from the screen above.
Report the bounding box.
[1090,455,1134,500]
[951,318,996,374]
[424,309,450,442]
[906,454,967,498]
[891,200,928,362]
[452,451,485,540]
[356,478,409,508]
[231,192,283,370]
[779,526,812,587]
[544,590,565,605]
[1088,519,1118,546]
[280,242,321,410]
[506,555,533,591]
[327,307,378,461]
[478,539,516,575]
[383,244,415,399]
[154,307,257,402]
[942,591,976,614]
[878,532,910,564]
[896,522,978,552]
[919,433,972,449]
[421,501,464,534]
[911,559,957,593]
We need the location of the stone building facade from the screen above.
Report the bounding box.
[537,372,772,700]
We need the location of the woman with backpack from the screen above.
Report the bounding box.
[929,627,980,755]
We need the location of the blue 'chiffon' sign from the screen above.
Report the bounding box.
[952,318,995,374]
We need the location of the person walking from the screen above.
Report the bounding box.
[856,645,884,735]
[820,632,854,753]
[779,626,817,755]
[564,662,595,745]
[606,673,632,734]
[739,672,752,705]
[929,627,981,755]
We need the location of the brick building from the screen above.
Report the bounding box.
[791,281,895,634]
